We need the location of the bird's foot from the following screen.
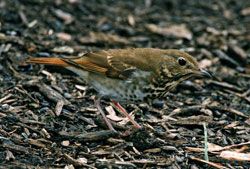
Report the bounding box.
[111,100,141,129]
[94,97,117,132]
[94,97,141,133]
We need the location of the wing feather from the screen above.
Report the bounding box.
[27,48,160,79]
[63,58,108,75]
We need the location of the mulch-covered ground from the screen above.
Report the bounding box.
[0,0,250,168]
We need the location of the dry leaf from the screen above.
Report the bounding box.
[105,106,124,122]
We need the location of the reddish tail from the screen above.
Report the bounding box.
[26,57,68,67]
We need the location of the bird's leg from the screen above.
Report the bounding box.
[111,100,141,129]
[94,97,116,132]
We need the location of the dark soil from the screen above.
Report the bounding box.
[0,0,250,168]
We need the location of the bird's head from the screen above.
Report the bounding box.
[159,50,211,82]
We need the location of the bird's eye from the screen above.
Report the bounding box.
[178,57,186,66]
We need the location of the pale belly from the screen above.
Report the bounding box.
[67,66,152,102]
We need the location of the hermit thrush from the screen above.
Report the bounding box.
[26,48,211,131]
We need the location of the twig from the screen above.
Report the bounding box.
[0,94,12,104]
[224,89,250,104]
[208,80,242,92]
[190,156,227,169]
[59,130,118,141]
[63,153,97,168]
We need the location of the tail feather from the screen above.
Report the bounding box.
[26,56,108,75]
[26,57,68,66]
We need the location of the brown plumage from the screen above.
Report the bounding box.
[27,48,209,102]
[27,48,211,131]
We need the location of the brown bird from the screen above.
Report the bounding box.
[26,48,211,131]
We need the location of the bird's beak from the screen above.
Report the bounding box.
[199,69,212,78]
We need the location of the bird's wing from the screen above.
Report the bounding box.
[62,57,108,75]
[27,48,156,79]
[71,49,140,79]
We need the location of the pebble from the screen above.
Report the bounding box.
[175,156,184,163]
[31,133,38,138]
[152,99,164,108]
[21,132,29,139]
[37,52,50,57]
[51,142,57,148]
[99,23,112,31]
[61,140,70,146]
[64,92,72,99]
[1,104,10,111]
[6,30,17,36]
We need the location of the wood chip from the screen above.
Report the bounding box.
[41,128,51,139]
[208,80,242,92]
[79,32,130,44]
[0,94,12,103]
[52,46,74,54]
[241,7,250,16]
[146,24,192,40]
[190,156,226,169]
[64,154,95,168]
[54,9,74,24]
[55,100,64,116]
[127,14,135,26]
[144,148,161,153]
[5,150,15,161]
[56,32,72,41]
[172,115,213,125]
[59,130,118,141]
[28,139,46,148]
[220,151,250,161]
[214,49,241,67]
